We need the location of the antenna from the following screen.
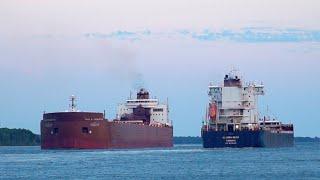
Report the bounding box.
[266,105,269,120]
[69,95,77,112]
[166,97,170,123]
[166,97,169,108]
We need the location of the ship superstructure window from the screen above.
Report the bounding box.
[51,128,59,134]
[127,100,157,103]
[82,127,89,134]
[153,108,163,112]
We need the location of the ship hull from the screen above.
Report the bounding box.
[109,122,173,149]
[41,113,173,149]
[201,130,294,148]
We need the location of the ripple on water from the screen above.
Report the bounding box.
[0,142,319,180]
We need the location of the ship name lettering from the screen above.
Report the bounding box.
[222,136,239,140]
[225,139,237,145]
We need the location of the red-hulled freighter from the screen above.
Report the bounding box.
[41,89,173,149]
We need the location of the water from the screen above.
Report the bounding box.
[0,142,319,179]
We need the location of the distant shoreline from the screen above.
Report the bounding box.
[0,128,40,146]
[0,128,319,146]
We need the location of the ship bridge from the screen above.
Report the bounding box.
[117,89,171,126]
[206,70,265,131]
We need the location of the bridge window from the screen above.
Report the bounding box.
[53,128,59,134]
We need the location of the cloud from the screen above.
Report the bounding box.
[82,28,320,43]
[190,28,320,42]
[84,30,152,41]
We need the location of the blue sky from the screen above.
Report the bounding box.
[0,0,320,137]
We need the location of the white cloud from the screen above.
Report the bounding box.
[83,28,320,42]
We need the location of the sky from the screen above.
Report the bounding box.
[0,0,320,137]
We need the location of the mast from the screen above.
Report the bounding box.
[69,95,77,112]
[166,97,170,124]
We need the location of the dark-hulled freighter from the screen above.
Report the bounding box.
[201,70,294,148]
[41,89,173,149]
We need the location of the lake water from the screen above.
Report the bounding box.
[0,142,319,179]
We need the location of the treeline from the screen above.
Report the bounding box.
[0,128,40,146]
[295,137,320,142]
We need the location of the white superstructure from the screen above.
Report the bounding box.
[117,89,171,126]
[207,70,264,131]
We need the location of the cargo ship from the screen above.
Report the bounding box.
[201,70,294,148]
[41,89,173,149]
